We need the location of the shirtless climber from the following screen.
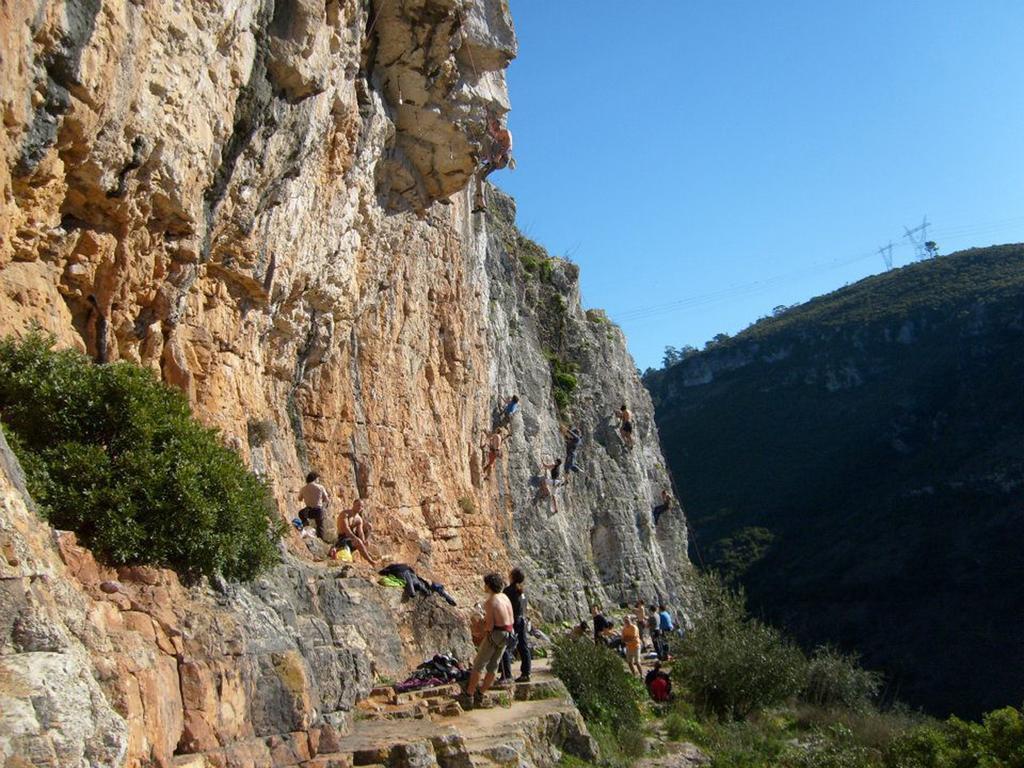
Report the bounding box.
[482,429,502,478]
[473,114,513,213]
[616,404,634,449]
[332,498,378,565]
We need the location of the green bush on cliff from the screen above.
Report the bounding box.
[884,706,1024,768]
[804,647,883,713]
[0,333,282,581]
[543,349,579,419]
[551,635,645,732]
[675,575,806,720]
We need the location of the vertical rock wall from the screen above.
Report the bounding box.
[0,1,691,764]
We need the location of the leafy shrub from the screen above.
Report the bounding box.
[518,236,554,282]
[587,722,647,768]
[782,724,875,768]
[792,704,927,754]
[699,719,788,768]
[543,349,579,419]
[0,334,282,580]
[872,705,1024,768]
[551,635,645,732]
[883,725,950,768]
[803,646,883,713]
[675,575,806,720]
[710,526,776,583]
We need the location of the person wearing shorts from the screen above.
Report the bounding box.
[298,472,330,540]
[622,615,643,677]
[465,573,514,708]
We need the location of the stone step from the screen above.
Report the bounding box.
[300,756,354,768]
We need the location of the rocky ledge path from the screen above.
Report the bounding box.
[171,659,598,768]
[333,659,597,768]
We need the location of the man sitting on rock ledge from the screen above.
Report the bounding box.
[463,572,515,709]
[332,498,378,566]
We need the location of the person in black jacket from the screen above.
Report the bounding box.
[499,567,532,682]
[378,563,457,605]
[591,604,614,645]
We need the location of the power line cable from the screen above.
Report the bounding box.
[609,215,1024,325]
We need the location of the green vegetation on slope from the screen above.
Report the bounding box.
[555,575,1024,768]
[0,333,283,580]
[644,244,1024,718]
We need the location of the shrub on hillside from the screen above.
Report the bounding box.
[550,635,645,732]
[883,705,1024,768]
[0,334,282,580]
[782,724,875,768]
[674,575,806,720]
[803,646,883,713]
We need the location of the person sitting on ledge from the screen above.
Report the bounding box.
[645,661,673,702]
[332,498,378,566]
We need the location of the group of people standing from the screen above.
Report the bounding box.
[591,601,678,675]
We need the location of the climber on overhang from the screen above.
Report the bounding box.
[473,113,514,213]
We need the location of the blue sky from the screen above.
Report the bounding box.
[496,1,1024,370]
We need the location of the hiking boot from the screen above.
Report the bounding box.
[515,674,531,683]
[473,691,484,709]
[458,692,475,711]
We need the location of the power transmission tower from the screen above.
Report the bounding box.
[902,216,931,260]
[877,241,895,270]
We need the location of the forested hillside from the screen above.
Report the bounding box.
[644,244,1024,718]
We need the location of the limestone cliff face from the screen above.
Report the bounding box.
[0,1,690,765]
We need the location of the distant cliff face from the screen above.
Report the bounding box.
[0,1,689,764]
[645,244,1024,718]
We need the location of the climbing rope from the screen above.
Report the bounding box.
[366,0,390,38]
[456,9,500,104]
